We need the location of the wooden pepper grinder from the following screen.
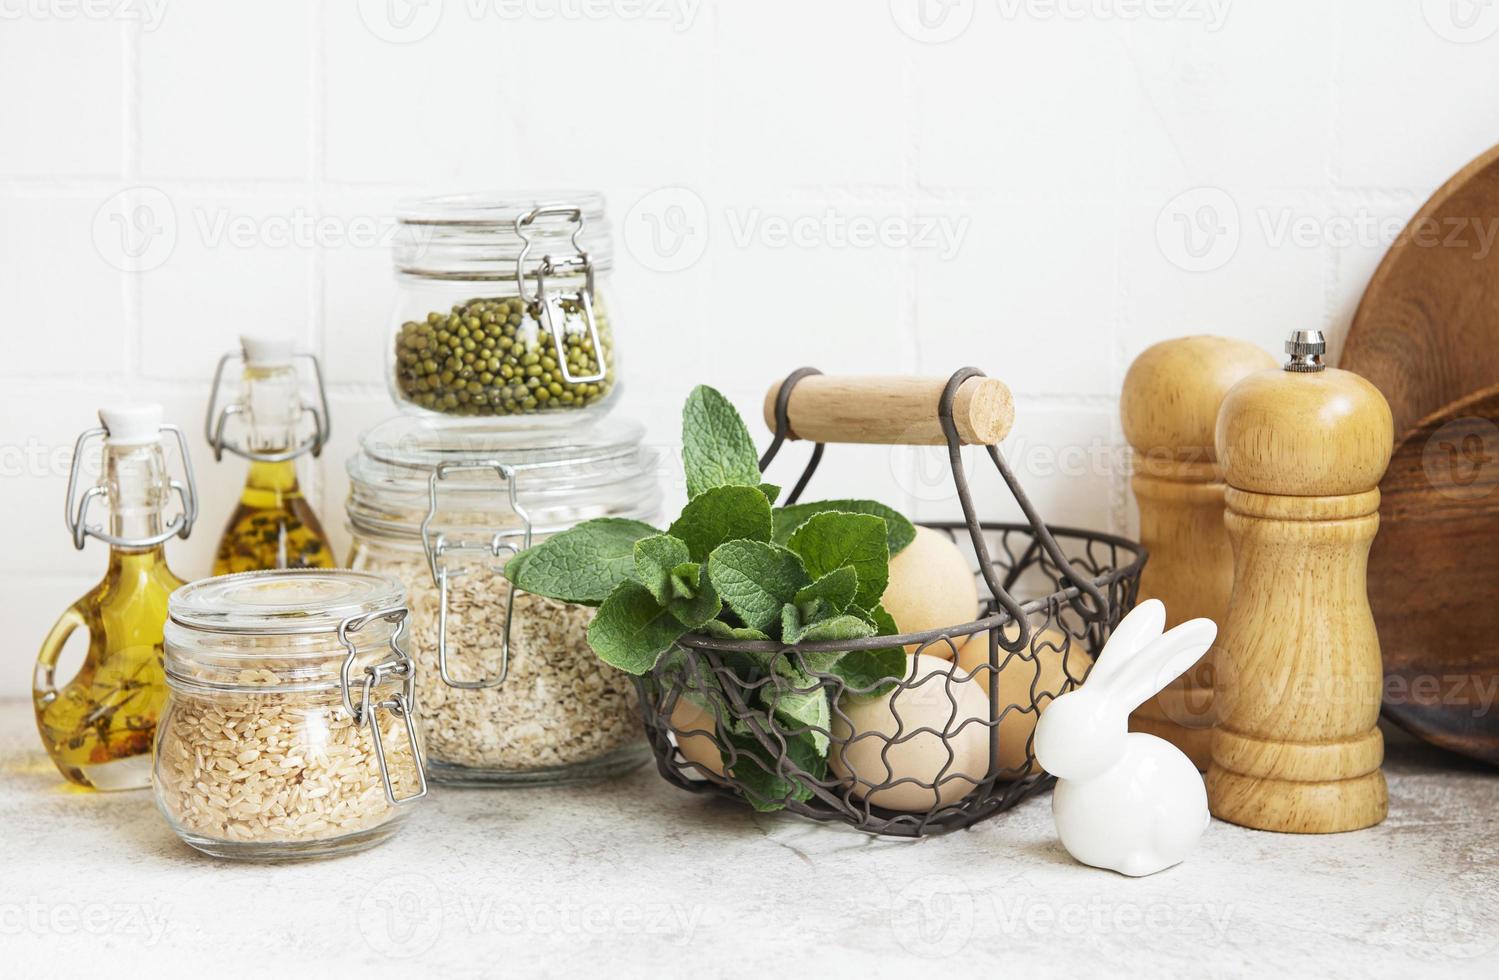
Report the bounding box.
[1121,336,1276,770]
[1207,330,1393,833]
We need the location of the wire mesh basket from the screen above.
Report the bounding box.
[634,369,1146,837]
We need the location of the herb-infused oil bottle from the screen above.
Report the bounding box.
[34,405,199,789]
[206,337,334,575]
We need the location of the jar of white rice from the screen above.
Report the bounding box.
[345,415,661,786]
[154,569,427,860]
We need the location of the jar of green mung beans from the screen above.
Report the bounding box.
[388,192,621,426]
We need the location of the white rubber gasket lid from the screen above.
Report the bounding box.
[98,404,163,447]
[241,335,296,368]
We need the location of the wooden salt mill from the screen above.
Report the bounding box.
[1120,336,1276,770]
[1207,330,1393,833]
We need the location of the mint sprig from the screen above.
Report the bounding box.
[587,581,689,674]
[668,485,773,561]
[682,385,762,499]
[503,384,925,812]
[773,499,917,556]
[503,518,659,605]
[786,511,890,610]
[707,540,809,632]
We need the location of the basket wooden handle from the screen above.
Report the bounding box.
[762,374,1015,446]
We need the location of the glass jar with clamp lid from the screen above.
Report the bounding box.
[387,192,621,424]
[346,414,659,784]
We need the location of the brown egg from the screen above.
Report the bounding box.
[829,654,990,812]
[669,697,725,779]
[955,626,1092,778]
[881,526,981,659]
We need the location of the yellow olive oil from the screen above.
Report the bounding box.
[34,548,184,789]
[213,459,334,575]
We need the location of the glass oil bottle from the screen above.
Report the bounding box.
[34,405,199,790]
[205,337,335,575]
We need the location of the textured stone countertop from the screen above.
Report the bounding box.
[1,701,1495,978]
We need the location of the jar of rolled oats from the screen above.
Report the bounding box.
[345,414,661,786]
[154,569,427,861]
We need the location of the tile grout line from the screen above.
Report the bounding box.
[0,176,1432,208]
[699,0,718,390]
[307,0,330,521]
[1108,195,1129,538]
[900,35,921,520]
[121,16,142,383]
[1106,33,1130,540]
[1323,3,1347,358]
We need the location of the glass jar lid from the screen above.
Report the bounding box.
[170,569,404,636]
[395,191,612,281]
[346,414,661,541]
[165,569,412,701]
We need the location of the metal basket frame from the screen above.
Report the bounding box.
[634,368,1146,837]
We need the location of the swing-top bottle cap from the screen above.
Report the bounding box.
[99,404,163,447]
[241,335,296,368]
[1284,330,1327,373]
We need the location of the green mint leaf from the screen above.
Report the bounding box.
[699,620,772,642]
[780,603,807,645]
[785,512,890,609]
[696,617,779,678]
[761,663,831,754]
[682,385,762,499]
[667,485,774,562]
[669,562,699,600]
[505,518,660,605]
[707,540,810,632]
[832,603,907,695]
[634,534,692,605]
[782,600,829,642]
[793,566,859,616]
[720,728,826,812]
[586,581,688,675]
[656,651,720,715]
[772,499,916,556]
[779,603,872,647]
[782,603,877,672]
[795,614,876,645]
[667,563,721,628]
[757,483,782,506]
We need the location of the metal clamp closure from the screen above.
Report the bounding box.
[337,606,428,807]
[419,461,534,690]
[64,425,199,551]
[514,204,607,386]
[204,351,332,463]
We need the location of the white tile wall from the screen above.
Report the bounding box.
[3,0,1498,685]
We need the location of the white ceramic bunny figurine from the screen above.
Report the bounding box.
[1032,599,1217,877]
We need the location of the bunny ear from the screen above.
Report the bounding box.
[1099,618,1218,713]
[1083,599,1167,690]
